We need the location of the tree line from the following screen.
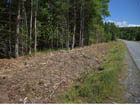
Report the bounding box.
[119,27,140,41]
[0,0,120,58]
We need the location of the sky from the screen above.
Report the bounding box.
[105,0,140,27]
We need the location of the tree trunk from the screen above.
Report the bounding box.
[21,0,25,56]
[61,30,64,49]
[8,0,12,58]
[72,0,76,49]
[34,0,38,54]
[66,0,70,49]
[66,19,70,49]
[15,0,20,58]
[22,0,28,53]
[79,5,83,47]
[56,26,59,48]
[51,38,54,49]
[81,8,84,46]
[79,2,84,47]
[87,28,90,45]
[29,0,33,54]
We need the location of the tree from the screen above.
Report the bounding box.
[0,0,111,58]
[29,0,33,54]
[72,0,77,49]
[34,0,38,54]
[15,0,20,58]
[119,27,140,41]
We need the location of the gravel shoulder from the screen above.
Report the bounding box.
[123,43,140,103]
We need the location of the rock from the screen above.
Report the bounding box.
[19,98,24,103]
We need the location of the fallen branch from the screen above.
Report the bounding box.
[49,80,65,99]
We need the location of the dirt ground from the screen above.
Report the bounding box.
[0,42,115,103]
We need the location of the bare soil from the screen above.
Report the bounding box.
[0,42,115,103]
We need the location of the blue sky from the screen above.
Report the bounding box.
[105,0,140,27]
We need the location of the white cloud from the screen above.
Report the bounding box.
[115,21,128,27]
[128,24,140,27]
[106,20,140,27]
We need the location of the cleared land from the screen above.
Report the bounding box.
[0,42,115,103]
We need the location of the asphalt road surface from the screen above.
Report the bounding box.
[124,49,140,103]
[122,40,140,103]
[123,40,140,71]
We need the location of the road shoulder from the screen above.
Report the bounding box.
[123,49,140,103]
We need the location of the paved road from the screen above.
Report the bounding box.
[124,50,140,103]
[123,40,140,71]
[122,40,140,103]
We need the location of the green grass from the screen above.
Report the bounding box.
[58,41,126,103]
[23,48,68,57]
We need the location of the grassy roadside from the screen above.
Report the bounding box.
[58,41,126,103]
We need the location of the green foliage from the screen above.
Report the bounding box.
[119,27,140,41]
[60,42,126,103]
[90,22,120,44]
[0,0,111,58]
[103,22,120,42]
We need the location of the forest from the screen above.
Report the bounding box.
[119,27,140,41]
[0,0,121,58]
